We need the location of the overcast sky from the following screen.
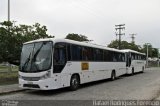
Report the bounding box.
[1,0,160,48]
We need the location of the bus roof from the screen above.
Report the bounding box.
[24,38,125,53]
[121,49,146,55]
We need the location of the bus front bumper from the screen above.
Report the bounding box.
[19,78,60,90]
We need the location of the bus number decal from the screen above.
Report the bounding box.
[81,62,89,70]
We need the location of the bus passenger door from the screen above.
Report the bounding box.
[126,52,131,67]
[53,43,67,73]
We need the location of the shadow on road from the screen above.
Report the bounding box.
[24,72,145,96]
[25,78,113,96]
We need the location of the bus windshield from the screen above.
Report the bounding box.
[20,41,52,72]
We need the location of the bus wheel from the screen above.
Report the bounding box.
[132,68,134,75]
[70,74,80,91]
[111,71,116,81]
[141,66,144,73]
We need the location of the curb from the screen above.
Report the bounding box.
[0,89,27,96]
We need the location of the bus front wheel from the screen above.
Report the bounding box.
[70,74,80,91]
[111,70,116,81]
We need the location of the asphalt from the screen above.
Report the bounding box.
[0,83,160,100]
[0,84,26,95]
[0,68,160,100]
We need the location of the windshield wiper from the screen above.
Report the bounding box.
[32,42,44,62]
[21,52,32,71]
[31,42,44,71]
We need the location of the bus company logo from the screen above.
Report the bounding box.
[81,62,89,70]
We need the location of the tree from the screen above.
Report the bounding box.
[108,40,158,58]
[65,33,90,42]
[152,48,158,57]
[141,44,159,57]
[107,40,141,51]
[0,21,54,66]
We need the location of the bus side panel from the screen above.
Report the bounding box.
[61,61,126,85]
[128,60,146,74]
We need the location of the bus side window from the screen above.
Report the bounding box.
[129,53,131,67]
[67,44,71,61]
[82,47,89,61]
[108,51,113,62]
[122,53,125,62]
[112,52,117,62]
[104,50,109,61]
[71,45,82,61]
[94,49,103,61]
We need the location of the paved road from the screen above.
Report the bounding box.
[0,68,160,101]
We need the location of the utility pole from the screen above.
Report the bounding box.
[146,43,151,67]
[8,0,10,21]
[130,33,136,44]
[157,48,159,67]
[147,44,148,67]
[115,24,125,49]
[8,0,12,72]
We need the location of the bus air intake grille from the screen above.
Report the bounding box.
[23,84,40,88]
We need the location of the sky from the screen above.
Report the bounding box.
[0,0,160,48]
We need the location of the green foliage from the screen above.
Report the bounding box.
[108,40,141,52]
[0,21,54,65]
[0,71,18,85]
[65,33,90,42]
[108,40,158,57]
[141,44,159,57]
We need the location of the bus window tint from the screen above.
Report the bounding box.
[67,44,71,61]
[82,47,89,61]
[122,54,125,62]
[54,43,66,65]
[71,45,82,61]
[142,55,146,60]
[118,53,124,62]
[87,47,94,61]
[112,52,117,62]
[94,49,103,61]
[130,52,146,60]
[104,50,110,61]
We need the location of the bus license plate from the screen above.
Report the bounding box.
[27,82,33,84]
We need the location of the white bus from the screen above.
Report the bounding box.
[121,49,146,75]
[19,38,126,90]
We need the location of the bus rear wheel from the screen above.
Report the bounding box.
[141,66,144,73]
[131,68,134,75]
[70,75,80,91]
[111,71,116,81]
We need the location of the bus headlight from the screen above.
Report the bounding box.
[19,75,23,79]
[40,71,50,80]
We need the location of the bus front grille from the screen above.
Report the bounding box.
[23,84,40,88]
[21,76,40,81]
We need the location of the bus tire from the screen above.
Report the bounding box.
[111,70,116,81]
[141,66,144,73]
[69,74,80,91]
[131,68,134,75]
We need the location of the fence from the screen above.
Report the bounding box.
[148,61,160,67]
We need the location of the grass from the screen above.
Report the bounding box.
[0,65,18,72]
[0,71,18,85]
